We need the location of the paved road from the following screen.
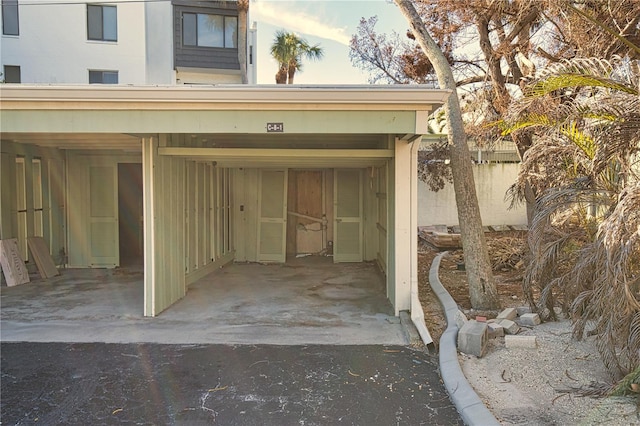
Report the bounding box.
[1,343,462,425]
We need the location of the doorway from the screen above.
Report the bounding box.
[118,163,143,266]
[286,170,327,258]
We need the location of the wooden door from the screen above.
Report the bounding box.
[257,169,288,262]
[334,169,363,262]
[88,164,119,267]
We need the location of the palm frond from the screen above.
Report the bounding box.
[502,57,639,376]
[527,74,638,98]
[558,121,596,159]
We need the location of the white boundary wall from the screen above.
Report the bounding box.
[418,163,527,227]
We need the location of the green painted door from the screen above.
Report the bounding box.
[88,165,119,267]
[257,169,288,262]
[334,169,363,262]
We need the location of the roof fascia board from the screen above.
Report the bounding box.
[1,110,422,134]
[0,85,451,111]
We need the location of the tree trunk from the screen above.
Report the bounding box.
[288,69,295,84]
[287,63,296,84]
[275,66,287,84]
[237,0,249,84]
[394,0,500,310]
[513,133,536,226]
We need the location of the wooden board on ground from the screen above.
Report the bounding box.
[27,237,59,279]
[420,225,449,234]
[418,227,462,250]
[0,239,30,286]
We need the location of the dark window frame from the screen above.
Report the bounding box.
[3,65,21,83]
[2,0,19,36]
[87,4,117,42]
[181,12,237,48]
[89,70,119,84]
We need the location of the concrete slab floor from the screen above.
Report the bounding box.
[1,257,408,345]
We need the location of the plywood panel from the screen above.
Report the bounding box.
[0,239,30,286]
[295,170,323,254]
[296,171,323,220]
[27,236,59,278]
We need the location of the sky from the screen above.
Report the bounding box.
[250,0,410,84]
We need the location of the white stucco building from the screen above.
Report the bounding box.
[1,0,257,84]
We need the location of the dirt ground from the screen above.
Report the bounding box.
[418,231,528,346]
[418,231,639,425]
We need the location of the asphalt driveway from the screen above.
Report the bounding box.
[1,342,463,425]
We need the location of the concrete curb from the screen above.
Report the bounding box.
[429,252,500,426]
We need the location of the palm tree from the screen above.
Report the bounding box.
[501,56,640,378]
[270,30,324,84]
[236,0,249,84]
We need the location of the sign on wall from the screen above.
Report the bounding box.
[266,123,284,132]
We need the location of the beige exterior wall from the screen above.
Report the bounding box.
[143,138,186,316]
[418,163,527,227]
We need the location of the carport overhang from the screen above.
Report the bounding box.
[0,84,449,141]
[1,85,450,334]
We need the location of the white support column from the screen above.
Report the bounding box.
[393,138,412,313]
[409,136,433,345]
[142,137,156,316]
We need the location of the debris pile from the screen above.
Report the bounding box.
[418,225,461,250]
[486,236,526,271]
[458,307,542,357]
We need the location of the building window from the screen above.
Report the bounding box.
[89,70,118,84]
[87,4,117,41]
[3,65,20,83]
[2,0,19,36]
[182,13,237,48]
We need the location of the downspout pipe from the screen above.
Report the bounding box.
[408,135,434,346]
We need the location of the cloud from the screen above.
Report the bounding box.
[252,1,351,46]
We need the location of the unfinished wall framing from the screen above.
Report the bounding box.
[184,160,234,284]
[0,141,66,269]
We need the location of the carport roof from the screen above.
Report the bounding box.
[1,84,450,109]
[0,84,451,151]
